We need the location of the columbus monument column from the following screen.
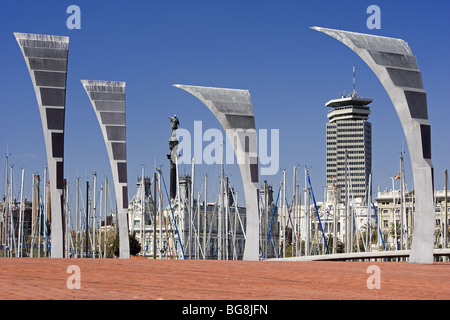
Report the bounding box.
[168,114,179,201]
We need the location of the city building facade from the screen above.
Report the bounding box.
[128,175,279,259]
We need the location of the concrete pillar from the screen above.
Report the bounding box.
[174,84,260,260]
[312,26,435,264]
[14,32,69,258]
[81,80,130,259]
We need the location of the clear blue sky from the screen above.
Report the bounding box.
[1,0,449,209]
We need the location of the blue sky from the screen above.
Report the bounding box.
[1,0,449,209]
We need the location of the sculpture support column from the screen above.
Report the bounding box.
[174,85,260,260]
[312,27,435,264]
[81,80,130,259]
[15,32,69,258]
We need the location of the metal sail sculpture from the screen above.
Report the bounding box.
[312,27,435,264]
[14,32,69,258]
[174,84,260,260]
[81,80,130,258]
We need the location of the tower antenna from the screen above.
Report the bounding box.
[352,65,357,97]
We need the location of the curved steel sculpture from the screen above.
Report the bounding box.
[14,32,69,258]
[81,80,130,259]
[174,84,260,260]
[312,27,434,264]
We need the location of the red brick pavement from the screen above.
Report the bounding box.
[0,258,448,300]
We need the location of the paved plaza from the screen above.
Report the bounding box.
[0,257,448,300]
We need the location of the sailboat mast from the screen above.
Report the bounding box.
[304,167,310,256]
[30,174,35,258]
[218,143,224,260]
[18,168,25,257]
[189,158,195,259]
[5,163,10,257]
[92,172,96,258]
[345,150,349,253]
[76,178,79,258]
[366,174,372,252]
[399,153,405,250]
[37,169,42,257]
[153,171,157,259]
[157,169,163,259]
[297,185,301,257]
[444,170,448,253]
[1,157,6,257]
[203,174,207,259]
[225,177,229,260]
[282,169,286,258]
[197,190,201,259]
[140,165,145,255]
[9,166,17,257]
[175,155,183,259]
[294,189,297,257]
[98,183,103,258]
[64,181,69,258]
[42,167,47,257]
[263,180,268,259]
[85,181,89,258]
[104,177,108,258]
[333,180,337,254]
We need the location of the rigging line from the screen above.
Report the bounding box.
[91,183,103,227]
[347,164,358,252]
[186,194,204,258]
[163,192,178,259]
[8,170,17,255]
[160,171,185,259]
[156,175,172,259]
[1,155,8,198]
[37,179,51,255]
[106,180,115,216]
[316,205,332,255]
[308,175,329,254]
[206,193,219,259]
[227,182,243,259]
[259,194,265,257]
[372,203,386,250]
[200,176,217,256]
[191,217,205,258]
[284,194,300,254]
[228,184,246,239]
[66,210,76,257]
[264,185,281,259]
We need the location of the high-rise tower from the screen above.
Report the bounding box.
[325,87,372,203]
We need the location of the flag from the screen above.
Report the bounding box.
[394,173,401,180]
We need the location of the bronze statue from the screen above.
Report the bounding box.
[168,114,179,132]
